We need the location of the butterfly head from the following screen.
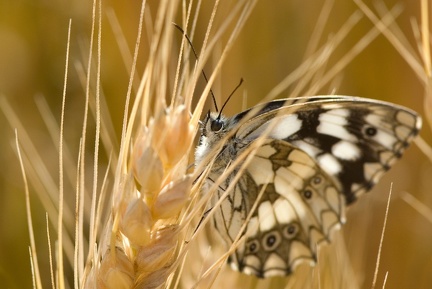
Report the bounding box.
[204,110,226,131]
[196,111,235,167]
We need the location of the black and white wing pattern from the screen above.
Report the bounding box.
[195,95,421,278]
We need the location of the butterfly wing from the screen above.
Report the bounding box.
[221,139,344,278]
[235,96,421,204]
[200,96,421,278]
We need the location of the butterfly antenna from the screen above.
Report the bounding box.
[172,23,219,112]
[218,78,244,119]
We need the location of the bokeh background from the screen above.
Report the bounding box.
[0,0,430,288]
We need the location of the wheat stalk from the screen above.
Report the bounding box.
[82,1,259,288]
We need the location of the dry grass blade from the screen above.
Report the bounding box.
[420,0,432,135]
[74,140,83,289]
[15,130,42,289]
[420,0,431,77]
[46,213,55,289]
[401,192,432,224]
[56,18,72,289]
[371,184,392,289]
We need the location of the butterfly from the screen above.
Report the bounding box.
[194,95,421,278]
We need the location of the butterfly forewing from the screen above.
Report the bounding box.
[195,95,421,278]
[236,97,421,204]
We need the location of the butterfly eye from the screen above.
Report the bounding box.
[210,118,224,132]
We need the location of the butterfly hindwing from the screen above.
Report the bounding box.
[225,139,344,277]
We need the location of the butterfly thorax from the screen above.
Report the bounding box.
[195,112,256,240]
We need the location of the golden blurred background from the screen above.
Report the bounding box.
[0,0,430,288]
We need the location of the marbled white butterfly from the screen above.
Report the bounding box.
[195,95,421,278]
